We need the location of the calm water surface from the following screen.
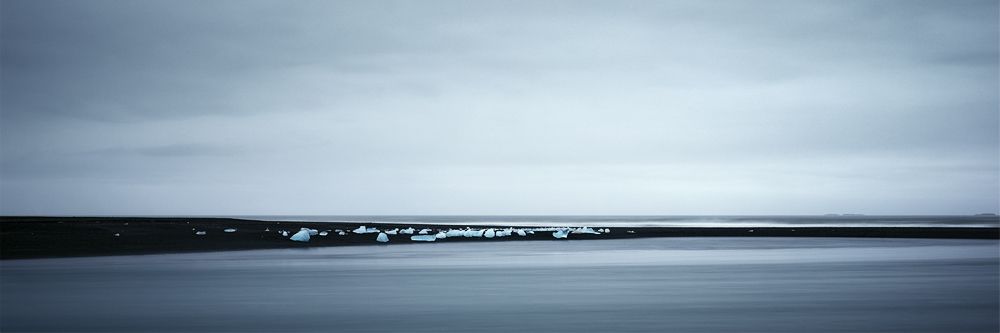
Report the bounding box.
[2,237,998,332]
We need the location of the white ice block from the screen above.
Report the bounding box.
[410,235,436,242]
[290,229,311,242]
[376,232,389,242]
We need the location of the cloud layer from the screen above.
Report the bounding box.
[2,0,997,215]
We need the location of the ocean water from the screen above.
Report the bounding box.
[2,237,997,332]
[229,215,1000,228]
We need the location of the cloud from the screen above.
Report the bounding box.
[1,0,997,215]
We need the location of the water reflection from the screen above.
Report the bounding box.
[3,238,997,332]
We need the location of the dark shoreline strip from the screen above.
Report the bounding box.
[2,217,997,260]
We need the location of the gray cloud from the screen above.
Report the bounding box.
[1,0,997,215]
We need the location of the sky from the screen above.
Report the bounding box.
[1,0,997,216]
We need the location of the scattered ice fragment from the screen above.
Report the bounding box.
[376,232,389,243]
[603,229,610,233]
[411,235,436,242]
[419,229,433,235]
[385,229,398,235]
[319,231,329,236]
[749,230,754,233]
[572,227,599,234]
[114,233,120,237]
[196,231,206,235]
[463,229,475,237]
[352,226,379,234]
[307,229,319,236]
[401,227,415,234]
[447,229,464,237]
[265,228,270,232]
[627,230,635,234]
[552,229,569,239]
[225,228,237,233]
[435,231,447,239]
[281,231,289,237]
[473,229,485,237]
[290,229,310,242]
[484,229,496,238]
[516,229,527,236]
[338,231,346,235]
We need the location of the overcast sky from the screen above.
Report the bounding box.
[1,0,997,216]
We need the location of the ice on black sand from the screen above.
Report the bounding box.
[224,228,237,233]
[290,229,310,242]
[376,232,389,243]
[411,235,436,242]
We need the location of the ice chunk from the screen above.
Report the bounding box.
[401,227,415,234]
[114,233,120,237]
[447,229,464,237]
[354,226,380,234]
[319,231,329,236]
[195,231,206,235]
[307,229,319,235]
[376,232,389,243]
[572,227,599,234]
[435,231,447,239]
[290,229,310,242]
[338,231,346,235]
[280,230,289,236]
[411,235,436,242]
[385,229,398,235]
[265,228,270,232]
[516,229,527,236]
[224,228,237,233]
[419,229,433,234]
[463,229,475,237]
[484,229,496,238]
[552,229,569,239]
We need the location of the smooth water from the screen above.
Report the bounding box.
[228,215,1000,228]
[2,238,998,332]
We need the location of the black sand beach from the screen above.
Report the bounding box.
[2,216,997,260]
